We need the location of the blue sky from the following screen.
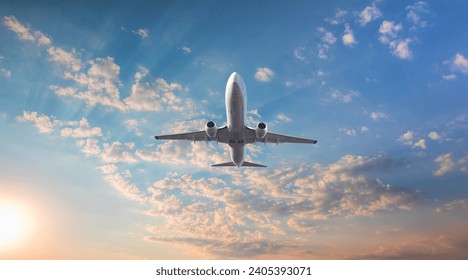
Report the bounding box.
[0,0,467,259]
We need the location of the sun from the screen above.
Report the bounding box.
[0,205,25,246]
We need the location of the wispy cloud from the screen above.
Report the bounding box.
[406,1,430,29]
[3,15,52,46]
[16,111,55,134]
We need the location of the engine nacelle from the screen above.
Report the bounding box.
[255,122,267,139]
[205,121,217,138]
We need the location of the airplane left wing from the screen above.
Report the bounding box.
[245,127,318,144]
[155,126,228,142]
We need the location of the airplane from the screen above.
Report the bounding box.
[155,72,318,167]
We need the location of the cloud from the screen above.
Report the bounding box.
[406,1,430,28]
[101,141,138,163]
[132,28,149,39]
[370,111,388,121]
[124,67,193,112]
[76,138,101,156]
[358,4,382,26]
[275,113,292,123]
[434,153,468,176]
[434,153,455,176]
[2,15,52,46]
[398,131,414,145]
[379,21,403,44]
[47,47,81,72]
[254,67,275,82]
[342,24,357,47]
[60,118,103,138]
[325,8,348,25]
[104,172,147,203]
[142,154,417,258]
[326,89,360,103]
[181,45,191,54]
[451,53,468,74]
[390,39,413,60]
[317,28,337,60]
[428,131,440,140]
[412,139,426,150]
[16,111,55,134]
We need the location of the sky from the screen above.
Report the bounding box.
[0,0,467,260]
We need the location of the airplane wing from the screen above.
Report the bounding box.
[155,126,229,142]
[245,127,318,144]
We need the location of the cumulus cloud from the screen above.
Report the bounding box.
[101,141,138,163]
[451,53,468,74]
[104,172,147,203]
[60,118,103,138]
[124,67,192,112]
[254,67,275,82]
[76,138,101,156]
[342,24,357,46]
[358,4,382,26]
[390,39,413,60]
[181,45,191,54]
[325,8,348,25]
[275,113,292,123]
[142,154,417,258]
[379,21,403,44]
[16,111,55,134]
[428,131,440,140]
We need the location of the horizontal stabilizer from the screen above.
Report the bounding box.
[211,161,266,167]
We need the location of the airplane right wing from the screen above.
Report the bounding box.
[245,127,318,144]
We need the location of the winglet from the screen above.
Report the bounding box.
[211,161,266,167]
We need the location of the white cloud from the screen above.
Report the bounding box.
[97,164,118,174]
[359,4,382,26]
[342,24,357,47]
[340,128,357,136]
[428,131,440,140]
[434,154,468,176]
[76,138,101,156]
[434,153,455,176]
[60,118,103,138]
[379,21,402,44]
[390,39,413,60]
[2,15,52,46]
[124,67,193,112]
[398,131,414,145]
[254,67,275,82]
[101,141,138,163]
[406,1,430,28]
[322,31,337,45]
[370,111,387,121]
[132,28,149,39]
[451,53,468,74]
[412,139,426,149]
[293,47,307,62]
[47,47,82,72]
[16,111,55,134]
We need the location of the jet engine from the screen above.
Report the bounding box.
[255,122,267,139]
[205,121,217,138]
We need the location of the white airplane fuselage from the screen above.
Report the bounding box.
[225,72,247,167]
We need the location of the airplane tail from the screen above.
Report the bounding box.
[211,161,266,168]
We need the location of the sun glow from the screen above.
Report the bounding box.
[0,203,27,246]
